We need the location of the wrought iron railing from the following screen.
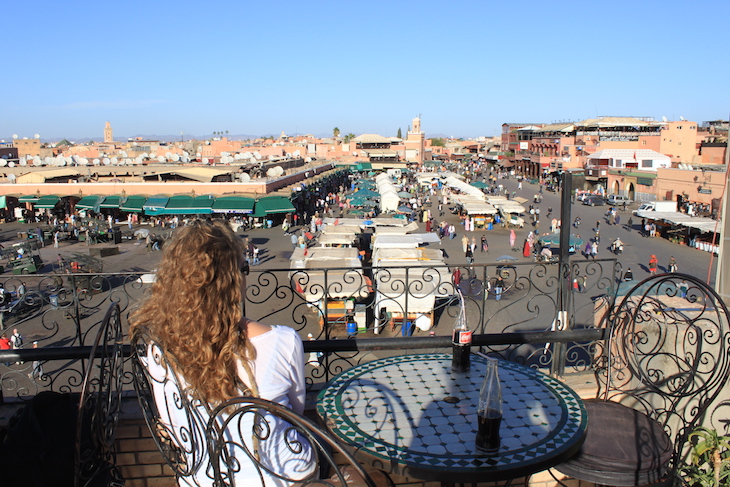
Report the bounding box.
[0,258,620,402]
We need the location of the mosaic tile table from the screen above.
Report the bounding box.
[317,353,587,483]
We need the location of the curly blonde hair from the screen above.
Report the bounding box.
[130,220,256,406]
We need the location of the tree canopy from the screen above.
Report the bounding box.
[430,138,445,147]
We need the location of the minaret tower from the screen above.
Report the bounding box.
[104,121,113,143]
[405,116,425,164]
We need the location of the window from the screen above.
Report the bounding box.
[641,160,652,168]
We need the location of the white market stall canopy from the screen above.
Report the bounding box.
[289,247,369,301]
[635,211,720,233]
[451,194,497,215]
[444,176,486,200]
[290,247,361,268]
[371,234,442,249]
[321,217,411,228]
[373,221,420,234]
[317,234,358,246]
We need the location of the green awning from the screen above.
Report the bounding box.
[254,196,295,215]
[35,195,60,209]
[100,195,123,208]
[18,194,40,203]
[250,202,268,218]
[143,196,170,215]
[120,195,146,213]
[0,196,5,209]
[211,196,255,214]
[75,195,104,211]
[158,195,214,215]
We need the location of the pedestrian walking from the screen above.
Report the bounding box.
[623,268,634,281]
[649,254,658,275]
[509,229,516,250]
[465,247,474,265]
[31,341,43,379]
[481,235,488,253]
[53,230,59,248]
[462,235,469,254]
[627,217,633,232]
[668,256,677,273]
[494,276,505,301]
[591,241,598,260]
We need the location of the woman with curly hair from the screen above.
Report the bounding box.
[130,220,314,486]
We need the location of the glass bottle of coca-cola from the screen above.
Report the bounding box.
[475,357,502,453]
[451,295,472,373]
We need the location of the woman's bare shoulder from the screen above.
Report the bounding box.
[244,319,272,338]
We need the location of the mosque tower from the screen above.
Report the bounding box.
[405,116,425,164]
[104,121,113,143]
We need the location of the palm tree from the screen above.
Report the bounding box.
[343,133,356,143]
[333,127,340,139]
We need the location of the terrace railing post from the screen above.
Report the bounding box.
[553,172,573,377]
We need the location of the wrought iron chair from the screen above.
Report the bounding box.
[556,273,730,486]
[75,301,125,486]
[132,326,391,486]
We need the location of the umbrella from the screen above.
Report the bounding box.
[397,205,413,213]
[513,196,528,204]
[353,189,379,198]
[349,209,366,215]
[496,254,518,262]
[470,181,488,189]
[538,233,584,247]
[134,229,150,238]
[397,191,412,198]
[350,197,376,207]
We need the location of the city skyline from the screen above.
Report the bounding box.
[4,0,728,140]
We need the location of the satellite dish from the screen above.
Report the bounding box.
[293,150,301,157]
[8,173,16,182]
[254,152,262,160]
[240,173,250,182]
[44,156,52,164]
[679,116,685,121]
[171,154,180,162]
[33,156,41,165]
[34,134,40,139]
[110,157,118,165]
[11,134,17,139]
[305,157,312,163]
[181,156,190,163]
[0,160,6,167]
[266,167,277,177]
[157,155,165,162]
[79,158,88,166]
[662,116,668,122]
[19,158,27,166]
[59,158,67,167]
[8,161,15,167]
[93,158,101,165]
[165,151,172,158]
[275,166,284,176]
[103,157,111,165]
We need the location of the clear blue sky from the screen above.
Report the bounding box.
[3,0,728,141]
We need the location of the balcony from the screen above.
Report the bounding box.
[0,265,724,486]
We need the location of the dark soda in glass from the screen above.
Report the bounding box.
[451,329,472,373]
[475,408,501,453]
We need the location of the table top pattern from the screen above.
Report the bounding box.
[316,353,586,482]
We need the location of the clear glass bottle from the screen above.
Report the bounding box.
[475,357,502,453]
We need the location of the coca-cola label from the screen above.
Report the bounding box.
[454,330,472,345]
